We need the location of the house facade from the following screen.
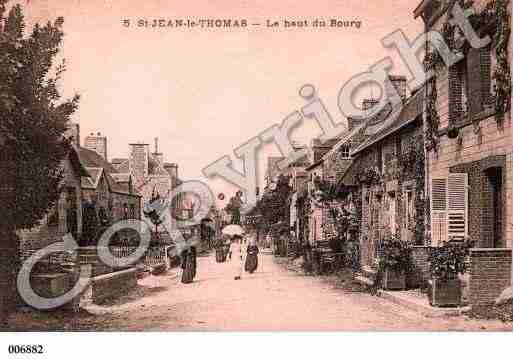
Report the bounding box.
[112,139,183,229]
[18,147,87,263]
[415,0,513,249]
[349,88,425,269]
[80,147,141,228]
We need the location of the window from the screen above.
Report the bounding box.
[340,144,350,159]
[123,203,129,219]
[430,173,468,245]
[466,45,493,117]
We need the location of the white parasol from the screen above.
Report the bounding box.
[222,224,245,236]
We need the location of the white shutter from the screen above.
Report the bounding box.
[430,177,448,246]
[447,173,468,241]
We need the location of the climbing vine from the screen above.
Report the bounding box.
[424,0,511,129]
[425,77,440,152]
[398,137,426,245]
[494,0,511,125]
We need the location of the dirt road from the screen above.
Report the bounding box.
[8,249,513,331]
[74,250,513,330]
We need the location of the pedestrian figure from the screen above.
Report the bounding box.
[180,244,197,284]
[233,235,244,280]
[244,239,259,274]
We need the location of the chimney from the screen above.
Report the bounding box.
[84,131,108,160]
[152,137,164,167]
[164,163,178,188]
[310,138,335,163]
[386,75,407,102]
[129,143,149,185]
[362,98,379,111]
[347,116,364,131]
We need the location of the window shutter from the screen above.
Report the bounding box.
[430,177,448,245]
[467,48,484,116]
[447,173,468,240]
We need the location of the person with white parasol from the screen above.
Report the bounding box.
[221,224,246,280]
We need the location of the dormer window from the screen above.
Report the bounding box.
[340,144,350,159]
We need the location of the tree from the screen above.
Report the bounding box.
[256,174,292,230]
[225,191,243,225]
[143,187,165,236]
[0,1,79,324]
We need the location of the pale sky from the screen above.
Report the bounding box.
[19,0,423,202]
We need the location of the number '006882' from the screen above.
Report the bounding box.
[8,345,44,354]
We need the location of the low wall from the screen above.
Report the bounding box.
[469,248,512,307]
[91,268,138,304]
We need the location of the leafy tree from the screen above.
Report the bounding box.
[224,192,243,225]
[0,1,79,323]
[256,174,292,230]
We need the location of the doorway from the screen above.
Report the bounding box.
[484,167,503,248]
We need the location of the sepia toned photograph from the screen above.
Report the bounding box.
[2,1,513,353]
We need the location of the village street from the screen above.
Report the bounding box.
[9,247,513,331]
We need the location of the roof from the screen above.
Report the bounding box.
[111,173,131,183]
[111,158,127,165]
[82,167,103,189]
[351,88,425,156]
[68,146,90,178]
[337,161,358,188]
[78,147,137,196]
[305,159,323,171]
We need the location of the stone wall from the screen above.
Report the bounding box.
[469,248,512,306]
[18,157,82,262]
[90,268,138,304]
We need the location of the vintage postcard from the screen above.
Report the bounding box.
[2,0,513,352]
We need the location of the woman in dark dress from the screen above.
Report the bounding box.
[180,245,197,284]
[244,240,259,274]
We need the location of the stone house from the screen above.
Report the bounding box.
[18,147,88,263]
[112,139,182,229]
[304,137,339,246]
[310,76,409,250]
[348,87,425,270]
[414,0,513,304]
[79,147,141,243]
[415,0,513,248]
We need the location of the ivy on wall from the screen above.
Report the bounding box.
[495,0,512,125]
[398,137,426,245]
[425,77,440,152]
[425,0,511,130]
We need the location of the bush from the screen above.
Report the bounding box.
[428,239,473,281]
[377,234,414,274]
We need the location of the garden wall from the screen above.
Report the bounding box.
[90,268,138,304]
[469,248,512,306]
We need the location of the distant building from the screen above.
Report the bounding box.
[79,147,141,229]
[112,138,183,228]
[84,132,108,160]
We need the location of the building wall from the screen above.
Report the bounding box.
[18,157,83,260]
[426,0,513,249]
[84,133,108,160]
[129,144,149,186]
[355,121,424,268]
